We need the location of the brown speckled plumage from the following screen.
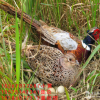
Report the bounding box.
[24,45,80,87]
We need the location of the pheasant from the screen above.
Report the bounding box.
[4,36,80,87]
[0,1,100,63]
[35,21,100,63]
[24,45,80,87]
[28,20,100,63]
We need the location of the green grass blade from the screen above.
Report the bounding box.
[15,10,21,90]
[65,87,70,100]
[90,73,100,93]
[0,12,8,67]
[85,70,95,82]
[0,70,13,83]
[82,44,100,69]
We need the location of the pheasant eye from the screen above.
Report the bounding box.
[69,58,72,61]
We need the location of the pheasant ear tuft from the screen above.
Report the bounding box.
[87,30,90,33]
[92,28,100,40]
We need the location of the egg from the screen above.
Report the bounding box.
[48,88,55,93]
[56,86,65,94]
[48,87,56,97]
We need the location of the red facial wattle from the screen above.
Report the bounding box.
[92,29,100,40]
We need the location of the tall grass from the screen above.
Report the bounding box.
[15,10,21,90]
[0,11,8,69]
[0,0,100,99]
[90,0,99,27]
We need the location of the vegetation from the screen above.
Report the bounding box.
[0,0,100,99]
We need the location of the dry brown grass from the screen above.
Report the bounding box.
[0,0,100,100]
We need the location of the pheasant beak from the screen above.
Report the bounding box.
[75,60,79,65]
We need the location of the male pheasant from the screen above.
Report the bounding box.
[0,1,100,63]
[24,45,80,87]
[32,21,100,63]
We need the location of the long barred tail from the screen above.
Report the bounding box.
[0,0,41,30]
[0,0,57,47]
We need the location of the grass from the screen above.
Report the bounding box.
[15,9,21,90]
[0,0,100,99]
